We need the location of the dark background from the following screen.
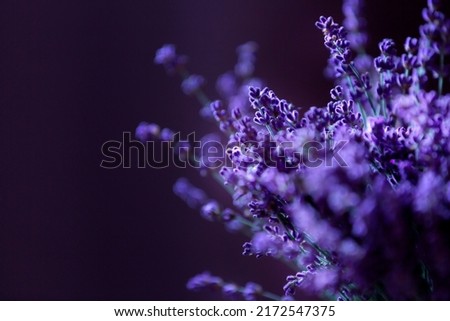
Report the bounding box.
[0,0,446,300]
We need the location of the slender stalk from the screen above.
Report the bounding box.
[438,50,444,96]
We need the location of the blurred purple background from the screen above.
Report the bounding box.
[0,0,444,299]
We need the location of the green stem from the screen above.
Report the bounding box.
[438,51,444,96]
[379,73,387,118]
[303,233,333,265]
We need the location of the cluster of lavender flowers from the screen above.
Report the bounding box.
[139,0,450,300]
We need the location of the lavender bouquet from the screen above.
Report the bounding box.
[137,0,450,300]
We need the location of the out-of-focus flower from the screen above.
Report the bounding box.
[143,0,450,300]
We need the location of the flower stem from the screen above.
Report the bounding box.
[348,62,377,115]
[346,76,368,127]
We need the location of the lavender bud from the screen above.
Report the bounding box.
[404,37,419,54]
[154,44,177,65]
[181,74,205,95]
[187,272,222,291]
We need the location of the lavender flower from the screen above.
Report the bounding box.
[187,272,280,300]
[154,44,187,74]
[235,41,258,78]
[181,74,205,96]
[172,178,207,209]
[186,272,223,292]
[135,122,160,142]
[342,0,368,49]
[144,0,450,300]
